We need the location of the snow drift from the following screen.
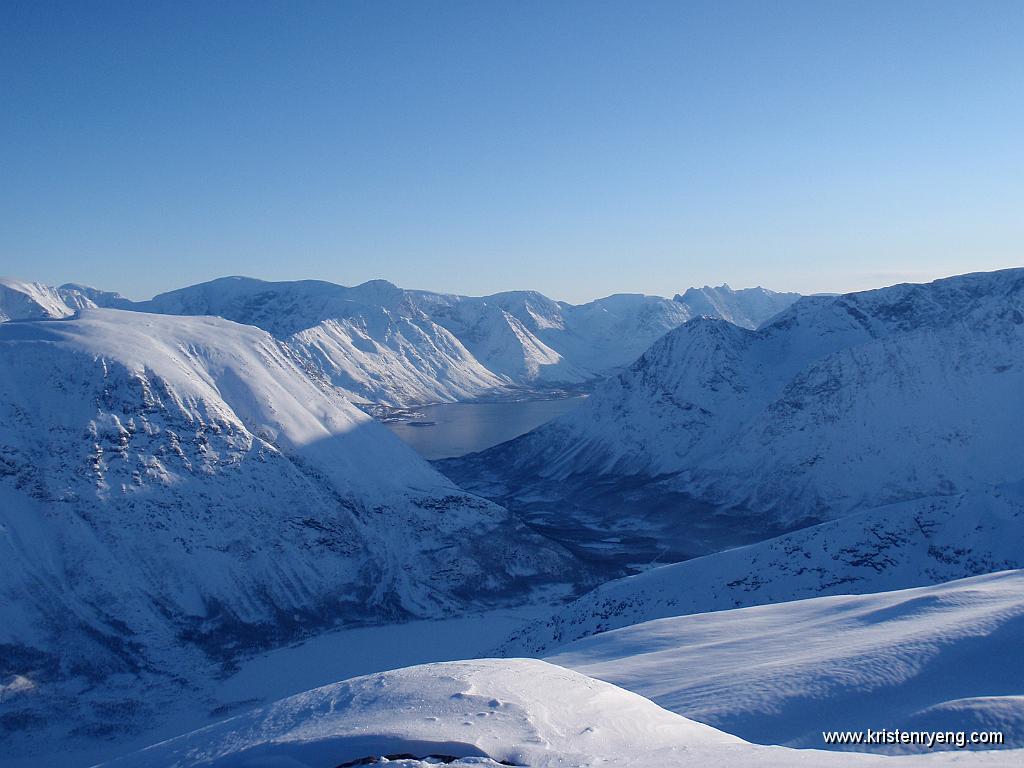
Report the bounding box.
[103,657,1020,767]
[547,570,1024,753]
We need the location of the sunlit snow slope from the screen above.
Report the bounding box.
[103,658,1020,767]
[547,571,1024,753]
[0,277,75,321]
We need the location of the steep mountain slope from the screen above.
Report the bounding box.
[0,309,575,759]
[499,484,1024,655]
[673,284,801,329]
[0,277,75,321]
[55,282,134,310]
[547,571,1024,752]
[103,658,1020,767]
[440,269,1024,560]
[12,275,795,406]
[414,289,593,383]
[135,276,509,405]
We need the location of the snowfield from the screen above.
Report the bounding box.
[101,658,1021,768]
[546,571,1024,753]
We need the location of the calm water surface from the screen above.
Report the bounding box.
[383,397,586,460]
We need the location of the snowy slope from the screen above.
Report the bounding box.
[102,658,1020,767]
[414,289,591,384]
[56,282,134,310]
[0,309,575,758]
[0,277,75,321]
[498,485,1024,655]
[440,269,1024,558]
[547,571,1024,752]
[135,276,509,405]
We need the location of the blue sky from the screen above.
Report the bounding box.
[2,1,1022,302]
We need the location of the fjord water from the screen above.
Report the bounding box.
[383,396,586,460]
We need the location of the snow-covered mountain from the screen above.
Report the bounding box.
[440,269,1024,562]
[137,277,799,404]
[547,570,1024,752]
[0,308,576,758]
[499,484,1024,655]
[55,282,134,311]
[673,283,801,329]
[0,277,75,321]
[103,656,1021,767]
[0,276,801,405]
[0,277,136,320]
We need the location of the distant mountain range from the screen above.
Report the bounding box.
[0,276,800,405]
[440,268,1024,563]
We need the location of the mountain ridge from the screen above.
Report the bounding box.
[0,275,800,406]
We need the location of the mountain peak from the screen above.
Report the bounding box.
[0,276,75,321]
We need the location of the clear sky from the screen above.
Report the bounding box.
[2,1,1022,302]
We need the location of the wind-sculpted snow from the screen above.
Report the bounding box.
[441,268,1024,553]
[547,571,1024,753]
[0,309,574,759]
[2,275,798,405]
[498,486,1024,655]
[102,657,1020,767]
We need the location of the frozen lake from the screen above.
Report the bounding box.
[382,396,586,459]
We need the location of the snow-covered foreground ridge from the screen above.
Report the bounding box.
[0,275,799,405]
[103,658,1021,768]
[0,309,573,752]
[547,570,1024,753]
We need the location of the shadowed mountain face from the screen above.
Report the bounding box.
[438,269,1024,565]
[0,276,800,406]
[499,485,1024,656]
[0,309,578,752]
